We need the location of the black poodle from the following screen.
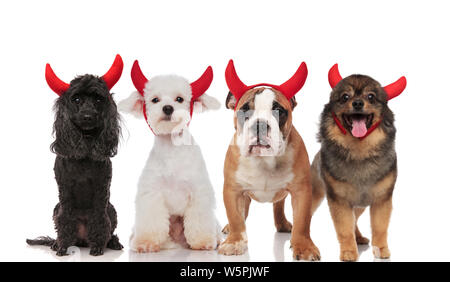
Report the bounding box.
[27,55,124,256]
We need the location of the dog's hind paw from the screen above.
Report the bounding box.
[56,248,68,256]
[275,220,292,233]
[107,235,123,250]
[51,242,58,251]
[222,224,230,234]
[189,235,218,251]
[356,235,370,245]
[133,240,161,253]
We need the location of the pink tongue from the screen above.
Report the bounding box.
[351,119,368,138]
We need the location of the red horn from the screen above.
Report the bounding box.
[101,54,123,90]
[45,63,70,96]
[278,62,308,100]
[190,66,213,101]
[225,60,249,101]
[383,76,407,100]
[130,60,149,96]
[328,63,343,89]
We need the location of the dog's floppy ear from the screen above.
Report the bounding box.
[225,92,237,110]
[290,96,297,110]
[118,92,145,118]
[193,93,221,113]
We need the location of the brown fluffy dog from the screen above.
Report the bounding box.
[311,65,406,261]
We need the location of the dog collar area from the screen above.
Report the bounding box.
[332,112,382,141]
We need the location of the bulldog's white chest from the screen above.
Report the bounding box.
[235,150,294,203]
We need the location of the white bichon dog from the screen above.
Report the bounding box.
[119,60,221,252]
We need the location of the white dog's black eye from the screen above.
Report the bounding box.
[367,94,375,103]
[72,96,81,104]
[341,93,350,103]
[151,98,159,103]
[176,97,184,103]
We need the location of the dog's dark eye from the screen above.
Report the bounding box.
[72,96,81,104]
[278,108,287,117]
[340,94,350,103]
[367,94,375,103]
[176,97,184,103]
[151,98,159,103]
[241,103,250,112]
[95,96,104,103]
[272,103,287,117]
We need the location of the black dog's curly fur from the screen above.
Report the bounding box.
[27,75,123,256]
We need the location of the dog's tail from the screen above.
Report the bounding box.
[26,236,55,246]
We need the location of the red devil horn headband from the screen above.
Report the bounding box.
[102,54,124,89]
[131,60,213,100]
[130,60,148,96]
[45,54,124,96]
[328,64,407,100]
[190,66,214,100]
[225,59,308,103]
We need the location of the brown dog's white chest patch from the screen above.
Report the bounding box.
[235,146,294,203]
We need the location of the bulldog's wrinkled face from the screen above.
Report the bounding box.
[226,87,296,157]
[144,75,192,135]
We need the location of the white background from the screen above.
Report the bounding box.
[0,0,449,262]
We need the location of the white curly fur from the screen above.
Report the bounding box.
[119,74,221,252]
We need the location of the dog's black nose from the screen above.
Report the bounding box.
[251,120,270,137]
[162,105,174,116]
[82,113,96,122]
[352,99,364,110]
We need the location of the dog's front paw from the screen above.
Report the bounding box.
[188,234,218,251]
[372,246,390,259]
[218,238,247,256]
[89,246,104,256]
[340,248,359,262]
[292,239,321,261]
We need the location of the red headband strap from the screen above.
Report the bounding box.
[328,63,407,100]
[225,59,308,108]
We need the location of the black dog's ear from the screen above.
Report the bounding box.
[225,92,237,110]
[50,99,88,158]
[91,102,120,159]
[290,96,297,110]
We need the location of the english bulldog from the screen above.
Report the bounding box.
[218,60,320,261]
